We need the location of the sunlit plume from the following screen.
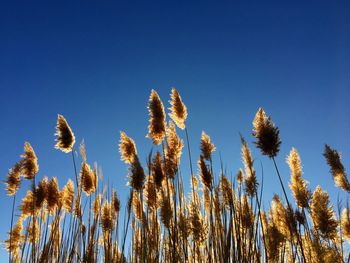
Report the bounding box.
[55,114,75,153]
[168,87,187,130]
[146,89,166,145]
[252,108,281,158]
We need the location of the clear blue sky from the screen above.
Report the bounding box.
[1,0,350,259]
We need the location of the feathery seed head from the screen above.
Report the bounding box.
[198,155,212,190]
[200,131,215,161]
[341,208,350,243]
[252,108,281,158]
[168,88,187,129]
[323,144,350,192]
[128,156,145,191]
[55,114,75,153]
[5,161,22,196]
[287,148,311,208]
[310,185,338,239]
[21,142,39,180]
[152,151,164,188]
[35,176,48,209]
[62,179,74,213]
[146,89,166,145]
[119,131,137,164]
[47,177,60,214]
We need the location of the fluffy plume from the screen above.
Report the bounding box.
[80,162,95,195]
[55,114,75,153]
[200,131,215,161]
[310,185,338,239]
[35,177,48,209]
[220,175,234,207]
[152,151,164,188]
[168,88,187,129]
[47,177,60,214]
[21,142,39,180]
[146,89,166,145]
[341,208,350,243]
[112,190,120,218]
[241,137,257,197]
[128,156,145,191]
[189,194,207,245]
[252,108,281,158]
[5,161,22,196]
[144,176,157,210]
[26,219,39,244]
[270,195,296,239]
[61,179,74,213]
[20,190,36,218]
[164,121,184,178]
[287,148,311,208]
[198,155,212,190]
[101,200,113,232]
[160,190,172,229]
[119,131,137,164]
[323,144,350,192]
[5,218,23,254]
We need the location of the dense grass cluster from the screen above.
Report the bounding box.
[4,88,350,262]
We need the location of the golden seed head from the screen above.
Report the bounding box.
[26,219,39,244]
[5,218,23,252]
[310,185,338,239]
[21,142,39,180]
[168,87,187,130]
[128,156,145,191]
[241,136,257,197]
[287,148,311,208]
[5,161,22,196]
[164,121,184,178]
[146,89,166,145]
[252,108,281,158]
[55,114,75,153]
[152,151,164,188]
[62,179,74,213]
[323,144,350,192]
[20,190,36,218]
[160,190,172,229]
[35,176,48,209]
[47,177,60,214]
[112,190,120,217]
[220,175,234,207]
[80,162,95,195]
[119,131,137,164]
[101,200,113,232]
[200,131,215,161]
[341,208,350,243]
[144,175,157,210]
[198,155,212,190]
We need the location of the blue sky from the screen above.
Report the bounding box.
[1,0,350,259]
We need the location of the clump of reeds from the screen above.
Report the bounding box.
[4,88,350,263]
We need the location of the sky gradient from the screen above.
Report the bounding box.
[1,0,350,259]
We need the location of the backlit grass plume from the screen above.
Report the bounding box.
[252,108,281,158]
[168,88,187,130]
[310,185,338,239]
[147,89,166,145]
[287,148,311,208]
[323,144,350,192]
[55,114,75,153]
[241,136,257,197]
[21,142,39,180]
[119,131,137,164]
[200,131,215,161]
[5,161,22,196]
